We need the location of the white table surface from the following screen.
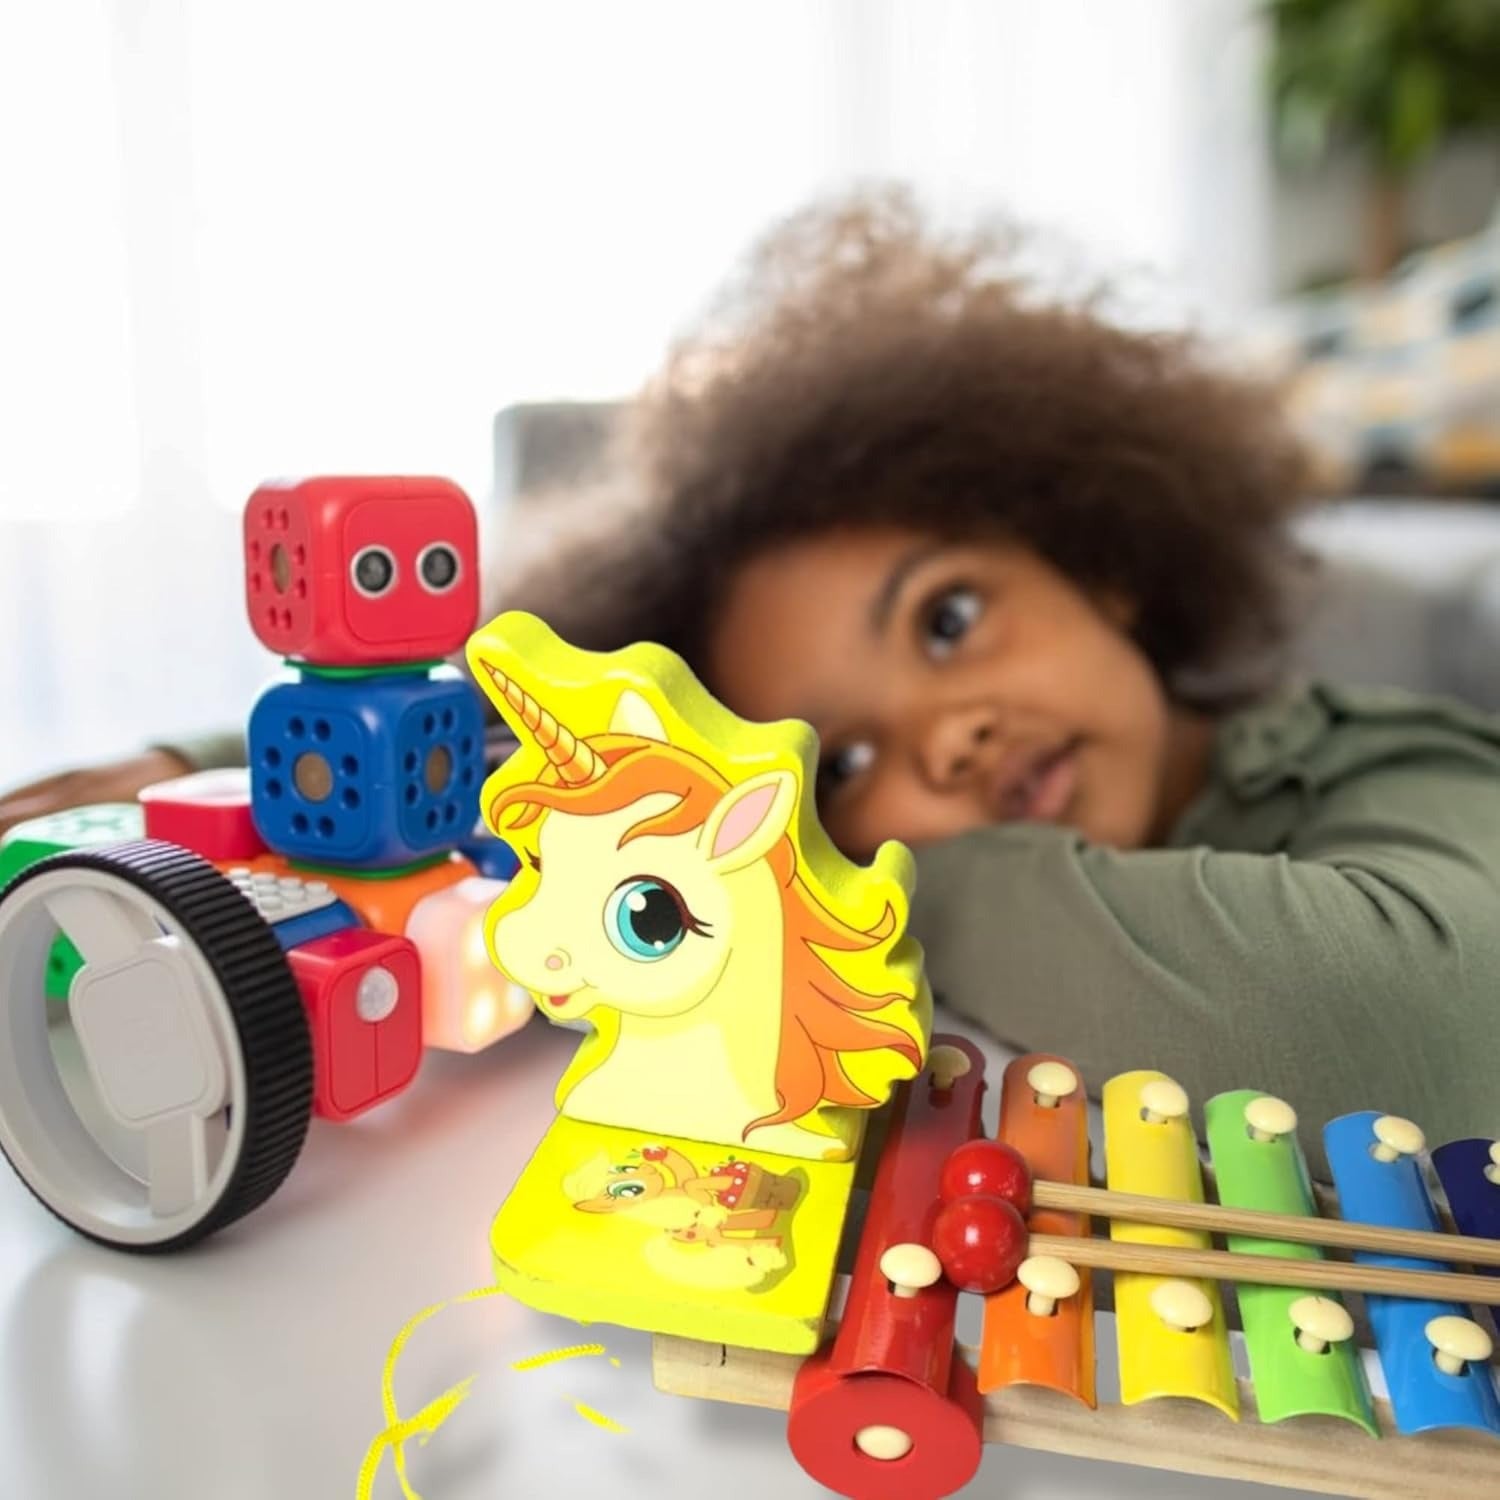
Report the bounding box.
[0,1009,1325,1500]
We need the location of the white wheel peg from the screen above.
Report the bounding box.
[1150,1280,1213,1333]
[1425,1315,1493,1377]
[928,1045,971,1091]
[1484,1141,1500,1187]
[880,1243,942,1298]
[1018,1255,1080,1317]
[1028,1060,1078,1109]
[855,1425,913,1461]
[1245,1095,1297,1144]
[1140,1078,1189,1126]
[1289,1295,1353,1354]
[1371,1115,1425,1164]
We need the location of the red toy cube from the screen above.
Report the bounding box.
[244,476,479,666]
[138,768,267,862]
[286,927,422,1121]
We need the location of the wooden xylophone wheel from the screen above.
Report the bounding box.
[786,1037,988,1500]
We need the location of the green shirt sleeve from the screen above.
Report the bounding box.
[908,685,1500,1177]
[149,729,247,772]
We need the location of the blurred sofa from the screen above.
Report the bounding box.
[1256,218,1500,499]
[490,403,1500,713]
[1292,501,1500,711]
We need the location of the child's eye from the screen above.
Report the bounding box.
[923,586,982,659]
[817,740,875,797]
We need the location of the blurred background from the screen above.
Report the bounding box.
[2,0,1499,787]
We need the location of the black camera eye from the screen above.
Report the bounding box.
[352,546,396,596]
[418,543,460,592]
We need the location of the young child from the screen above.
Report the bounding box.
[500,191,1500,1175]
[6,191,1499,1174]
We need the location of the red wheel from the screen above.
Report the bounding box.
[788,1351,984,1500]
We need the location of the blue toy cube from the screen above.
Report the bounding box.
[248,669,484,867]
[457,825,521,881]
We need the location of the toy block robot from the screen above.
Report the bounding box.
[238,477,527,1066]
[0,477,533,1252]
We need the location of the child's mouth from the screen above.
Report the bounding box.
[993,738,1081,824]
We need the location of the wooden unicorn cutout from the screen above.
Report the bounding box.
[466,611,930,1162]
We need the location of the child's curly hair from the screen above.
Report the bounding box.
[509,187,1310,700]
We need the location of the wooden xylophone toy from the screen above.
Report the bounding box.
[654,1042,1500,1499]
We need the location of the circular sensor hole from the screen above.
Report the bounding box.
[424,745,452,795]
[294,752,334,802]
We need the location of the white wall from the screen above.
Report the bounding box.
[0,0,1272,788]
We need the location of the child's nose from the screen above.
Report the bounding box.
[920,707,1000,790]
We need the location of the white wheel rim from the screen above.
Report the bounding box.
[0,866,251,1245]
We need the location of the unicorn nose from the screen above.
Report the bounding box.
[545,950,569,972]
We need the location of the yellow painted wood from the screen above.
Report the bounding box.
[1103,1070,1238,1419]
[490,1112,855,1354]
[465,611,930,1162]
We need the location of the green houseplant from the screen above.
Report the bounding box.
[1267,0,1500,278]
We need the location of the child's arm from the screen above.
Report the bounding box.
[0,747,194,839]
[2,718,515,842]
[909,748,1500,1178]
[0,730,245,840]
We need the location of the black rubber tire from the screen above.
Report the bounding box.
[0,839,314,1252]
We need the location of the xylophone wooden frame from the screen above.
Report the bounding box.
[650,1326,1500,1500]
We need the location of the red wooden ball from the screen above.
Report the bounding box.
[931,1193,1028,1294]
[939,1139,1033,1213]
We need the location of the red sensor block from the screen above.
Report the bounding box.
[244,476,479,666]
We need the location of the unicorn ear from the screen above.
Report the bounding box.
[609,688,667,741]
[700,770,798,875]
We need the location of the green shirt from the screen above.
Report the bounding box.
[909,681,1500,1177]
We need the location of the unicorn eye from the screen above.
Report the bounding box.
[603,876,707,962]
[606,1180,646,1199]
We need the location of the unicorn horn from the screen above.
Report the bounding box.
[477,657,602,785]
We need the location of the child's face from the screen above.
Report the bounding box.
[709,528,1176,860]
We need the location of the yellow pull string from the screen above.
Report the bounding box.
[354,1377,475,1500]
[510,1342,608,1372]
[573,1401,629,1434]
[356,1283,508,1500]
